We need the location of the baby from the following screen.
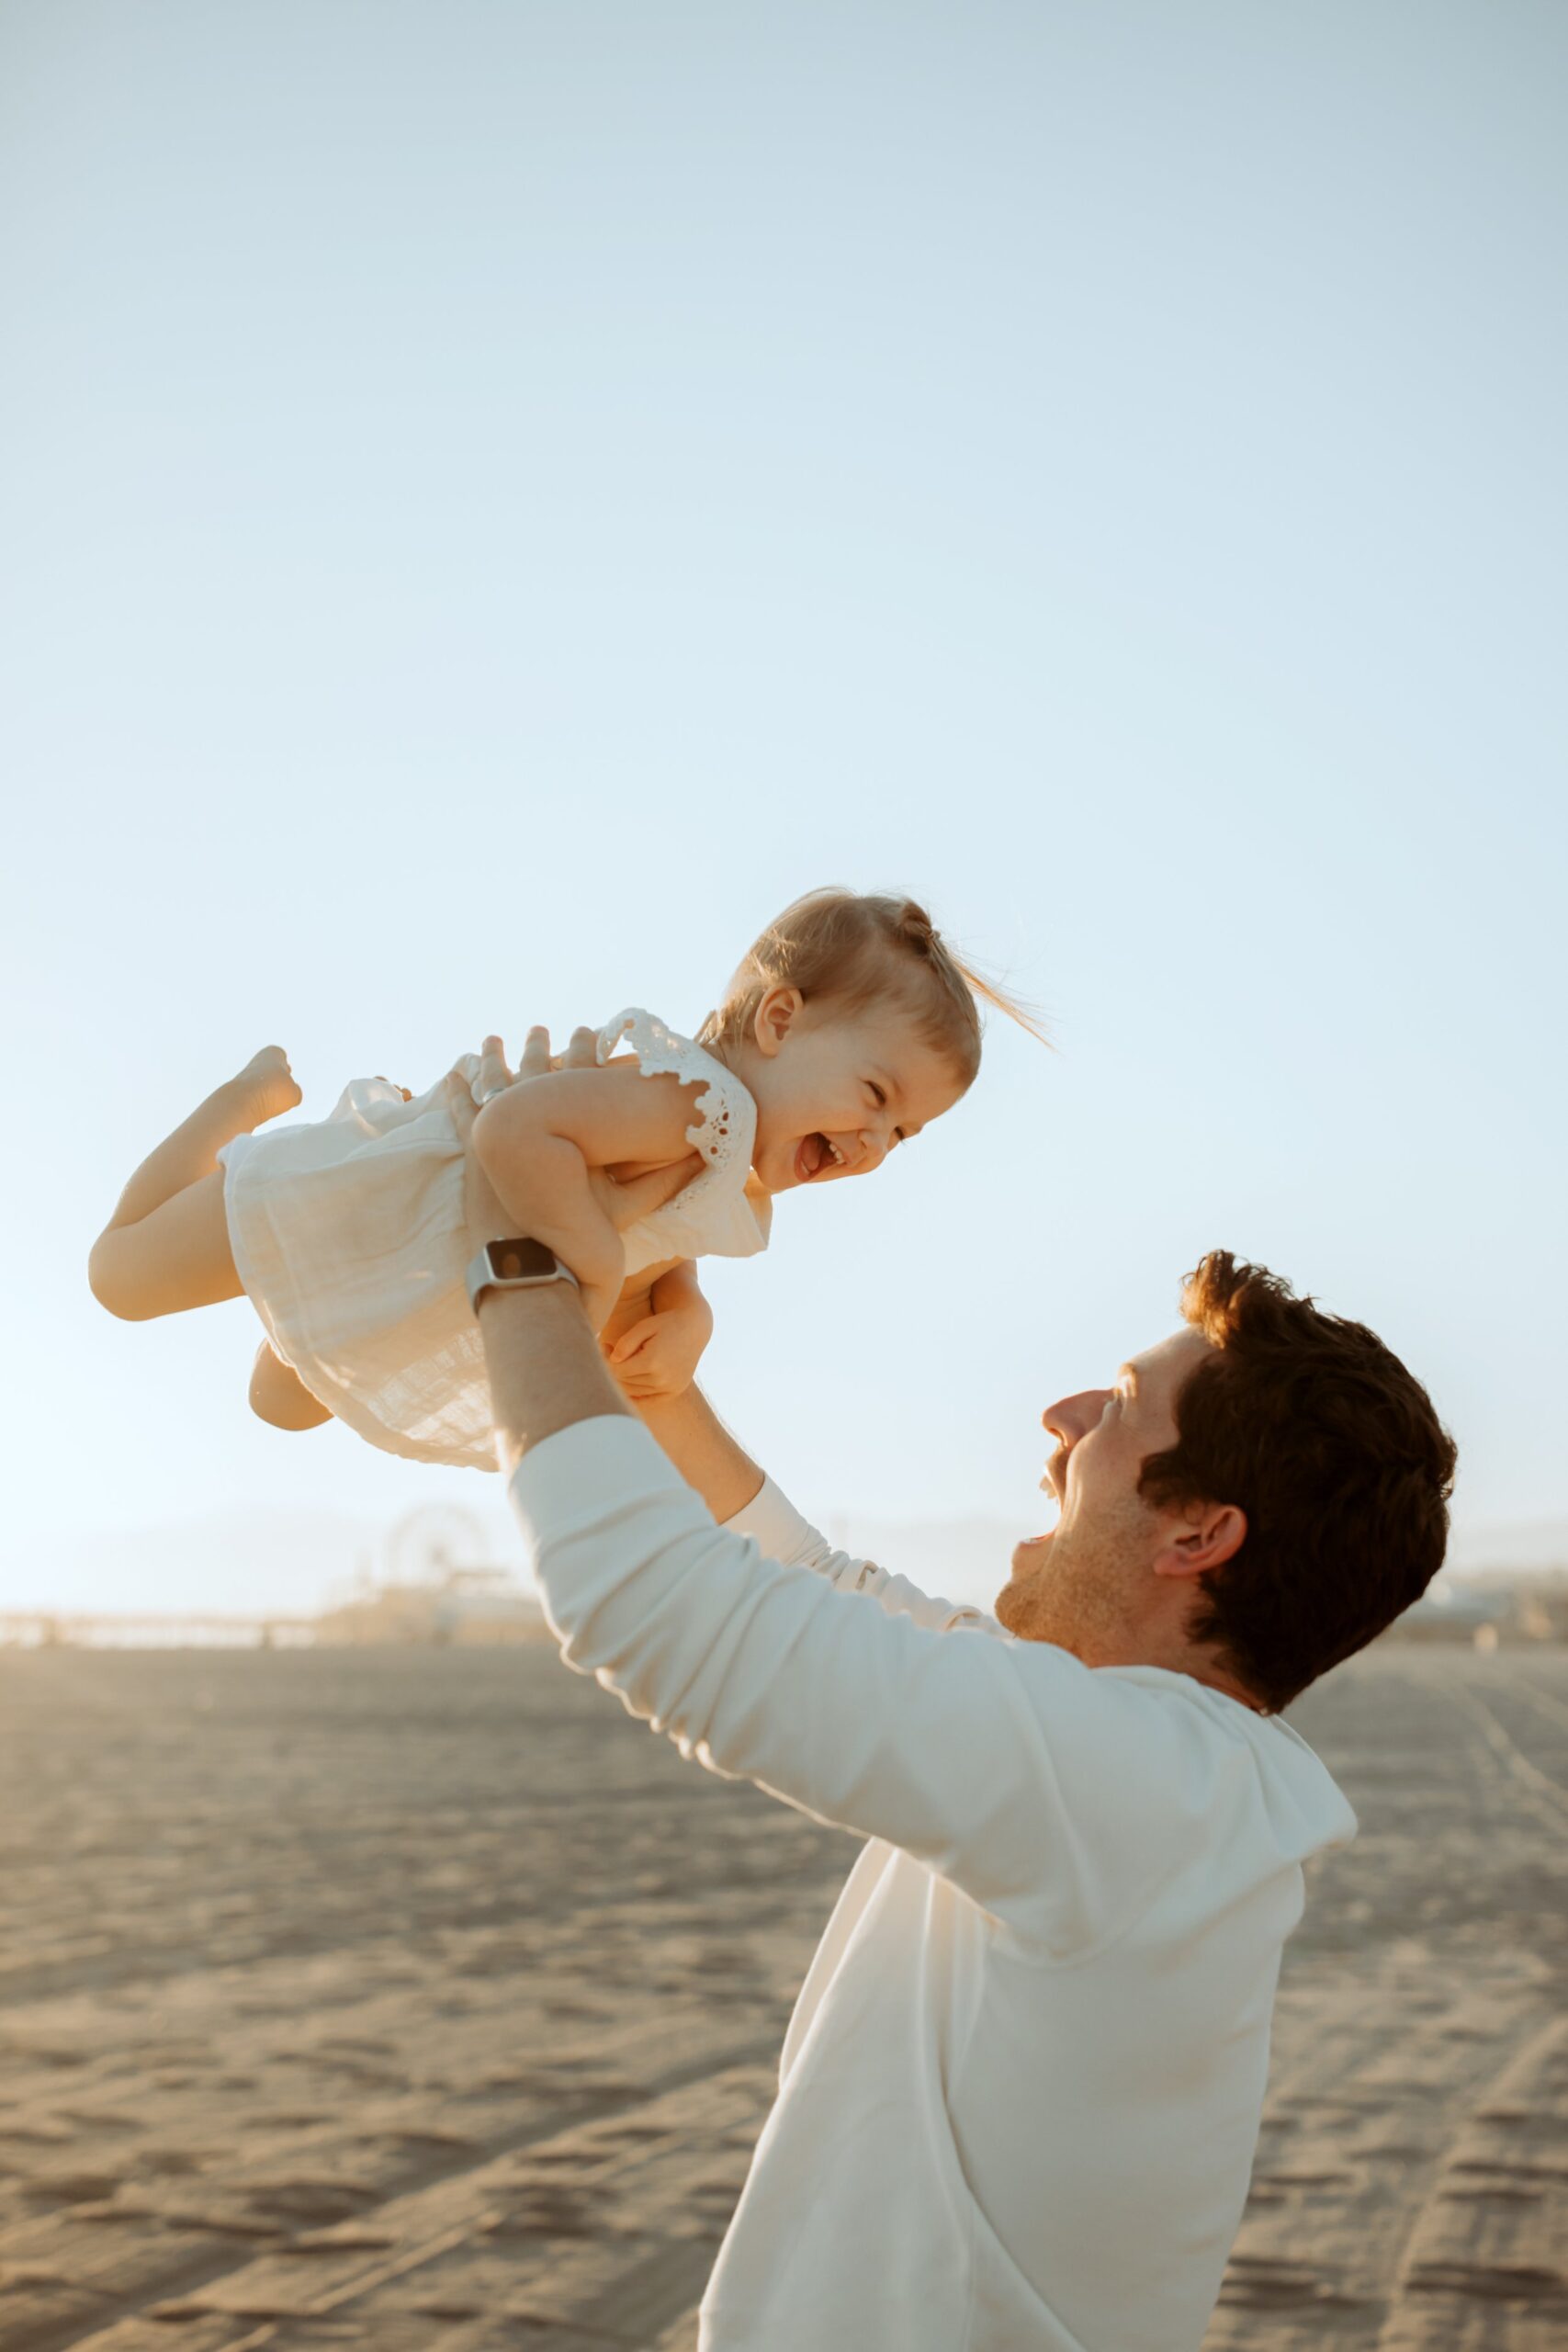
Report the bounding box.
[89,888,1033,1468]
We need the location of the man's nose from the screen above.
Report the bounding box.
[857,1128,888,1171]
[1042,1390,1112,1448]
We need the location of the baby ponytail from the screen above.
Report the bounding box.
[894,899,938,956]
[703,888,1048,1083]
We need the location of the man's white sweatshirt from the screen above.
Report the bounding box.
[510,1418,1357,2352]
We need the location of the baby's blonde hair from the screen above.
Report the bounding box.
[700,888,1046,1086]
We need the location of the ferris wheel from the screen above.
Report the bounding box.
[384,1502,490,1587]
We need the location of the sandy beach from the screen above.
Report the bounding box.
[1,1641,1563,2351]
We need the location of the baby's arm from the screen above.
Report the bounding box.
[471,1063,708,1332]
[605,1260,713,1401]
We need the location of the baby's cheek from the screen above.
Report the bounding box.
[752,1108,789,1165]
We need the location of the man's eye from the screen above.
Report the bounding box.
[867,1081,886,1107]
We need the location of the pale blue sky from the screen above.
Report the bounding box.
[3,2,1564,1611]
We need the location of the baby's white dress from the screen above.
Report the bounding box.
[218,1011,769,1470]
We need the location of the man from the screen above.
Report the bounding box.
[446,1032,1456,2352]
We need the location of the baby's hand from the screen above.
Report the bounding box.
[607,1286,715,1402]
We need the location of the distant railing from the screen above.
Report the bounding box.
[0,1612,319,1650]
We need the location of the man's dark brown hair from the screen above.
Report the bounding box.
[1137,1250,1458,1714]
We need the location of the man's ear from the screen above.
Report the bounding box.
[1151,1502,1247,1581]
[752,985,805,1058]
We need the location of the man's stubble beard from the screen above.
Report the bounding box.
[995,1488,1162,1657]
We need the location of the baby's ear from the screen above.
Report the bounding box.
[753,985,805,1057]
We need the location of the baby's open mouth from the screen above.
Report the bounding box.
[795,1132,846,1183]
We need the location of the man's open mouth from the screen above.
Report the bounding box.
[794,1132,847,1183]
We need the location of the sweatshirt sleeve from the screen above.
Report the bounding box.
[511,1418,1112,1925]
[725,1475,1005,1638]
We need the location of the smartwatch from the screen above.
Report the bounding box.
[465,1238,581,1317]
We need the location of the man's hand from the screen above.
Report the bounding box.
[445,1027,702,1259]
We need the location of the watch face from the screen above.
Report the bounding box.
[491,1238,558,1282]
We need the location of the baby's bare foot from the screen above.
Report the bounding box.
[226,1046,302,1133]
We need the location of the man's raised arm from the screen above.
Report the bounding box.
[443,1063,1110,1949]
[637,1383,999,1634]
[636,1385,766,1523]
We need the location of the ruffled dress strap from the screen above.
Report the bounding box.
[594,1010,767,1272]
[595,1009,750,1178]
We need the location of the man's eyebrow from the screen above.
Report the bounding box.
[1116,1364,1139,1395]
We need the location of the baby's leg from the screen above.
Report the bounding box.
[249,1341,333,1430]
[89,1048,300,1320]
[89,1170,243,1320]
[105,1048,300,1228]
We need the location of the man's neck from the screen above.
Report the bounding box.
[1183,1657,1269,1714]
[1052,1624,1269,1715]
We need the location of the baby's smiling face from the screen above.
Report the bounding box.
[731,991,971,1194]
